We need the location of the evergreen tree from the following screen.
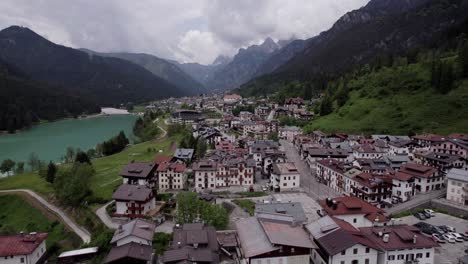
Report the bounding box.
[319,96,333,116]
[75,151,91,164]
[46,161,57,183]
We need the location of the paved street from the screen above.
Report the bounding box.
[385,189,446,215]
[280,140,342,200]
[95,201,119,229]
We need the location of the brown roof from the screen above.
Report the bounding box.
[157,162,186,173]
[111,218,156,244]
[154,155,172,165]
[360,225,439,251]
[104,242,152,263]
[391,171,414,182]
[320,197,389,223]
[112,184,153,202]
[120,162,156,178]
[272,162,299,175]
[448,133,468,141]
[399,163,436,178]
[192,161,218,171]
[0,233,48,257]
[412,133,444,142]
[316,229,378,256]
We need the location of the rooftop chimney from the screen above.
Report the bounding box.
[383,234,389,243]
[413,235,417,244]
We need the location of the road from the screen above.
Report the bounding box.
[0,189,91,243]
[95,201,119,229]
[280,140,342,200]
[266,110,275,122]
[385,189,446,215]
[153,118,167,138]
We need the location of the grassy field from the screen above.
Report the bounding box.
[0,194,81,254]
[306,63,468,134]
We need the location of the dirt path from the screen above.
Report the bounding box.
[0,189,91,243]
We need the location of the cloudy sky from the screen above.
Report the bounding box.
[0,0,369,64]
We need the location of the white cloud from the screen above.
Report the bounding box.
[0,0,369,64]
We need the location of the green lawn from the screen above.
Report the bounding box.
[0,194,81,255]
[232,199,256,216]
[0,171,53,195]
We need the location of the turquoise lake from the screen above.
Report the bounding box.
[0,114,138,164]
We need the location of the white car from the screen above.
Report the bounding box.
[424,209,435,217]
[446,226,456,232]
[442,234,456,243]
[450,232,465,242]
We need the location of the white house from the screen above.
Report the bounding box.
[446,167,468,206]
[270,163,300,192]
[398,164,443,193]
[0,233,48,264]
[112,184,156,218]
[157,162,187,191]
[390,171,415,203]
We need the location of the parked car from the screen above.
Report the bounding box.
[459,233,468,241]
[446,226,456,232]
[442,234,456,243]
[450,232,465,242]
[413,212,426,220]
[439,225,456,233]
[414,222,430,228]
[432,234,446,243]
[421,211,432,218]
[424,209,435,217]
[391,197,400,204]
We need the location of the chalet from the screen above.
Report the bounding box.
[103,242,153,264]
[0,232,48,264]
[157,162,187,191]
[421,152,465,172]
[160,223,220,264]
[307,216,380,264]
[172,148,194,163]
[398,163,443,193]
[284,97,304,111]
[270,163,300,192]
[262,151,286,177]
[429,138,468,159]
[350,173,393,208]
[319,197,389,228]
[110,219,155,247]
[112,184,155,218]
[412,134,444,148]
[120,162,157,187]
[236,214,316,264]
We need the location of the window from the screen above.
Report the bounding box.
[21,258,25,263]
[388,255,395,260]
[353,218,357,223]
[340,261,344,264]
[397,254,404,260]
[426,252,430,258]
[365,259,369,264]
[365,247,370,253]
[353,248,358,254]
[351,260,358,264]
[416,253,423,258]
[341,250,346,255]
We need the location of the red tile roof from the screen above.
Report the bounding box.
[360,225,439,251]
[391,171,414,182]
[0,233,48,257]
[320,197,389,222]
[157,162,186,173]
[448,133,468,141]
[399,163,436,178]
[154,155,172,165]
[413,133,444,142]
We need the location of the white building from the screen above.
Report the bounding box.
[157,162,187,191]
[270,163,300,192]
[446,168,468,206]
[398,164,443,193]
[0,233,47,264]
[112,184,156,218]
[390,171,415,202]
[279,126,302,142]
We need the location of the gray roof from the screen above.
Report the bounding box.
[174,148,194,159]
[111,218,155,244]
[447,168,468,182]
[259,218,316,249]
[235,217,277,258]
[305,215,340,239]
[255,202,307,223]
[112,184,153,202]
[104,242,152,263]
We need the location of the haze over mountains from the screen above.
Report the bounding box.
[1,0,468,132]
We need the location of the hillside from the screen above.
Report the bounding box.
[0,60,100,132]
[238,0,468,96]
[0,26,183,105]
[306,55,468,135]
[80,50,206,95]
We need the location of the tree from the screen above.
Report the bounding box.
[267,132,279,141]
[75,151,91,164]
[196,138,208,159]
[319,96,333,116]
[15,162,25,174]
[335,82,349,107]
[65,147,75,163]
[27,152,40,171]
[460,41,468,78]
[175,192,228,230]
[54,163,94,207]
[0,159,15,176]
[46,161,57,183]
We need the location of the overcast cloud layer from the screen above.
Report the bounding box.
[0,0,369,64]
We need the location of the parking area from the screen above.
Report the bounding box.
[399,213,468,264]
[270,192,322,223]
